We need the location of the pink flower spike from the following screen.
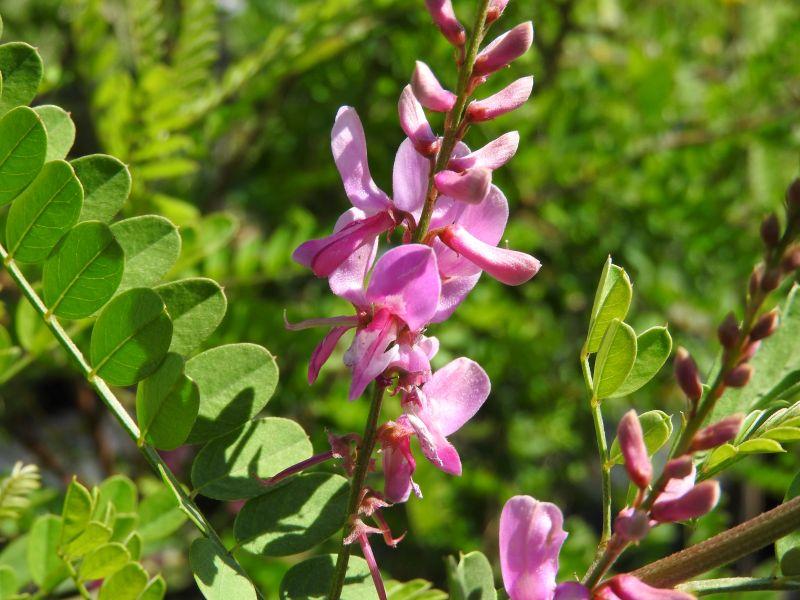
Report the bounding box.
[467,76,534,122]
[357,533,388,600]
[439,224,541,286]
[424,0,465,46]
[618,410,653,489]
[473,22,534,76]
[554,582,591,600]
[398,86,439,156]
[412,61,456,112]
[499,495,567,600]
[597,575,695,600]
[448,131,520,171]
[434,168,492,204]
[690,414,744,452]
[651,480,720,523]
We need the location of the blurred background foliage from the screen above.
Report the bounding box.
[1,0,799,597]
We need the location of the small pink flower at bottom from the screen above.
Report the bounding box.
[594,574,694,600]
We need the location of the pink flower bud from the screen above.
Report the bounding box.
[782,246,800,272]
[690,414,744,452]
[425,0,465,46]
[486,0,510,24]
[411,61,456,112]
[674,347,703,403]
[761,267,781,292]
[651,480,720,523]
[725,363,753,388]
[760,213,781,248]
[662,456,693,481]
[596,575,695,600]
[618,410,652,489]
[473,22,534,76]
[398,85,438,156]
[717,312,739,349]
[615,507,651,542]
[434,168,492,204]
[448,131,520,171]
[467,76,533,122]
[740,339,760,362]
[750,309,779,341]
[439,224,541,285]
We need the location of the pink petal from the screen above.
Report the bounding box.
[423,357,490,436]
[468,77,534,122]
[412,61,456,112]
[392,138,431,222]
[439,224,541,285]
[398,86,438,155]
[328,208,377,305]
[331,107,391,213]
[554,582,591,600]
[448,131,520,171]
[366,244,441,331]
[308,326,352,384]
[344,309,400,400]
[618,410,653,489]
[474,22,534,76]
[487,0,510,22]
[434,168,492,204]
[386,340,434,386]
[405,413,462,475]
[424,0,465,46]
[690,414,744,452]
[601,575,695,600]
[499,495,567,600]
[382,433,416,503]
[651,480,720,523]
[432,273,482,323]
[657,464,697,505]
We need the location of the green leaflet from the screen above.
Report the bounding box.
[155,278,227,355]
[608,410,673,464]
[386,580,447,600]
[593,319,637,399]
[447,551,497,600]
[279,554,376,600]
[234,473,349,556]
[190,538,258,600]
[584,257,633,354]
[73,154,131,223]
[90,288,173,386]
[26,515,68,592]
[111,215,181,291]
[61,521,112,559]
[191,417,313,500]
[98,562,148,600]
[610,326,672,397]
[78,543,131,581]
[136,353,200,450]
[0,42,42,115]
[6,159,83,263]
[185,343,279,444]
[96,475,138,515]
[42,221,124,319]
[136,488,186,543]
[0,106,46,206]
[33,104,75,161]
[0,565,18,599]
[140,575,167,600]
[60,478,93,547]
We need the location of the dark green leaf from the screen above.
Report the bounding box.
[611,326,672,397]
[111,215,181,291]
[0,42,42,114]
[155,278,226,355]
[593,319,637,399]
[90,288,173,386]
[0,106,46,206]
[447,551,497,600]
[73,154,131,223]
[26,515,68,592]
[33,105,75,161]
[280,554,376,600]
[189,538,258,600]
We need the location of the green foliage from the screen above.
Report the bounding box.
[155,278,226,355]
[279,554,376,599]
[610,327,673,398]
[190,538,258,600]
[0,42,41,115]
[73,154,131,223]
[27,514,68,592]
[0,462,40,522]
[110,215,181,290]
[609,410,673,465]
[593,318,638,399]
[0,106,46,206]
[447,551,497,600]
[33,104,74,161]
[584,258,633,354]
[776,472,800,576]
[386,579,447,599]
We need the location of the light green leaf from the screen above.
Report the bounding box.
[704,443,738,471]
[74,154,131,223]
[139,575,167,600]
[234,473,348,556]
[762,427,800,442]
[42,221,124,319]
[96,475,138,515]
[136,353,199,450]
[777,471,800,576]
[137,488,186,543]
[137,157,198,181]
[15,295,54,353]
[111,513,138,542]
[189,538,258,600]
[611,326,672,397]
[98,562,148,600]
[0,42,42,115]
[0,106,47,206]
[609,410,673,464]
[279,554,375,600]
[0,565,18,599]
[111,216,181,291]
[78,543,130,581]
[90,288,173,386]
[447,551,497,600]
[33,105,75,161]
[126,532,142,560]
[173,212,238,272]
[386,579,447,600]
[737,438,785,454]
[60,477,93,546]
[585,257,633,353]
[191,417,313,500]
[155,278,226,355]
[61,521,112,559]
[593,319,637,399]
[185,343,279,444]
[6,159,83,263]
[26,515,68,592]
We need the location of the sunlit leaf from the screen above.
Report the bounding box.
[98,562,148,600]
[609,410,673,464]
[111,215,181,291]
[593,319,637,399]
[611,326,672,397]
[155,278,226,355]
[585,257,632,354]
[78,543,130,581]
[137,488,186,543]
[447,551,496,600]
[26,515,68,592]
[33,105,75,161]
[777,471,800,576]
[60,477,93,547]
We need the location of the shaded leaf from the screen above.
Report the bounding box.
[155,278,226,355]
[140,575,167,600]
[611,326,672,397]
[777,471,800,576]
[74,154,131,223]
[137,488,186,543]
[33,104,75,161]
[0,106,47,206]
[0,42,42,114]
[279,554,376,600]
[26,515,68,592]
[189,538,257,600]
[111,215,181,291]
[609,410,673,464]
[447,551,497,600]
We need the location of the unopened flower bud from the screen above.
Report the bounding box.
[760,213,781,248]
[787,178,800,218]
[740,339,761,362]
[761,267,781,292]
[651,480,720,522]
[411,61,457,112]
[614,507,651,542]
[749,266,763,298]
[674,347,703,403]
[467,76,533,122]
[662,456,694,481]
[750,309,778,341]
[398,85,438,156]
[425,0,466,46]
[717,312,740,349]
[618,410,652,489]
[690,414,744,452]
[725,363,753,388]
[782,246,800,272]
[473,22,534,76]
[486,0,510,24]
[434,168,492,204]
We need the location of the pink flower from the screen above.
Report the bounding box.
[412,61,456,112]
[617,410,652,489]
[467,77,534,122]
[447,131,520,172]
[434,168,492,204]
[473,22,534,76]
[689,414,744,452]
[293,107,430,277]
[614,507,651,543]
[424,0,465,46]
[381,358,490,502]
[399,86,439,156]
[594,575,694,600]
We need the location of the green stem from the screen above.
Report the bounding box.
[412,0,492,242]
[64,560,91,600]
[0,244,261,598]
[678,577,800,596]
[633,495,800,588]
[329,383,386,600]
